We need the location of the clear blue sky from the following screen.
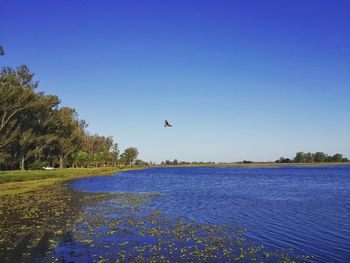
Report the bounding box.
[1,0,349,162]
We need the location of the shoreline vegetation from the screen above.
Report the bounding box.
[157,161,350,167]
[0,167,119,196]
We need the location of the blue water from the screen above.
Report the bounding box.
[70,166,350,262]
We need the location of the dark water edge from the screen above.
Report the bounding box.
[69,165,350,263]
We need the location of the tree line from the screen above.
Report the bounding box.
[276,152,349,163]
[0,46,142,170]
[161,153,350,166]
[160,159,216,165]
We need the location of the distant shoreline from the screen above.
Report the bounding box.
[151,162,350,168]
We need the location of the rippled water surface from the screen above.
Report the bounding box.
[71,165,350,262]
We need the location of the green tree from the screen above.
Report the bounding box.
[304,152,314,163]
[17,93,60,169]
[326,155,333,162]
[93,151,105,167]
[0,66,38,150]
[17,129,36,170]
[294,152,305,163]
[332,153,343,162]
[314,152,326,163]
[134,159,148,165]
[120,147,139,165]
[53,107,86,168]
[276,157,291,163]
[111,143,119,166]
[30,94,60,163]
[82,134,116,166]
[0,53,124,170]
[72,150,89,167]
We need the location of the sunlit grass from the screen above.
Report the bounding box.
[0,167,126,196]
[0,166,149,196]
[0,179,60,196]
[0,167,120,184]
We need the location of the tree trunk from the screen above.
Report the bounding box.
[59,156,64,169]
[21,155,25,170]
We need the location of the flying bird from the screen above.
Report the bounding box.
[164,120,173,127]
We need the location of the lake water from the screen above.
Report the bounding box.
[71,165,350,262]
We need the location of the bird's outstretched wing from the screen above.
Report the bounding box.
[164,120,173,127]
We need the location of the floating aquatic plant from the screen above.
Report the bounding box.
[0,182,313,262]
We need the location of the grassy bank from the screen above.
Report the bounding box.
[0,167,143,196]
[0,167,120,184]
